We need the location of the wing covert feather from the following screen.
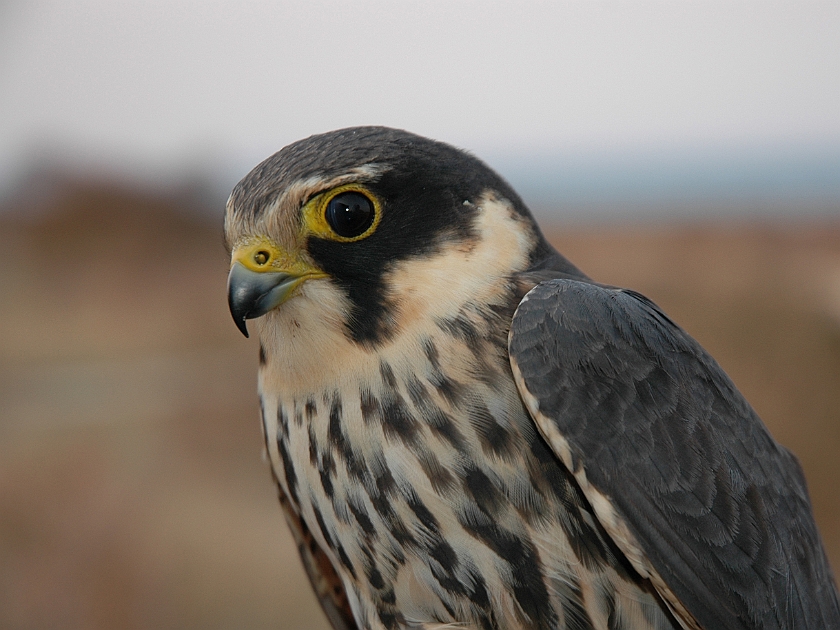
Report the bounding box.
[509,279,840,630]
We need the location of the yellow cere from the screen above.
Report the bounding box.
[231,237,327,278]
[301,184,382,242]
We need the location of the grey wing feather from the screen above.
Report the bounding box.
[508,278,840,630]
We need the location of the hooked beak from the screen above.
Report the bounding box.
[227,262,304,337]
[227,240,325,338]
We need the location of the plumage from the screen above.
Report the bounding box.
[224,126,840,629]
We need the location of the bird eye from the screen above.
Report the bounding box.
[325,191,374,238]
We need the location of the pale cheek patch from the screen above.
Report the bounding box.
[384,193,536,332]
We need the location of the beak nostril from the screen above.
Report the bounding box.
[254,250,270,265]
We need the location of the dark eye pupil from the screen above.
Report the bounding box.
[325,192,374,238]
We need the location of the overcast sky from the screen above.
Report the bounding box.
[1,1,839,211]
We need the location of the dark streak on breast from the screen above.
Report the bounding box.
[458,509,556,630]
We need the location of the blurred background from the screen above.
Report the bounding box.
[1,2,839,629]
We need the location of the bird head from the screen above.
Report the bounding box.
[225,127,567,348]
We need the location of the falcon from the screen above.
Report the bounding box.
[225,127,840,630]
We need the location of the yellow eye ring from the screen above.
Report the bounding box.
[301,184,382,242]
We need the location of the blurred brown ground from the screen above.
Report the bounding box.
[0,178,838,630]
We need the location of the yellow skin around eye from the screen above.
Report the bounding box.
[229,185,380,276]
[300,184,382,243]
